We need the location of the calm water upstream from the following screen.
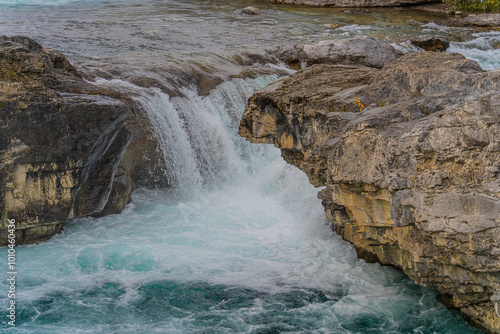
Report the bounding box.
[1,0,499,333]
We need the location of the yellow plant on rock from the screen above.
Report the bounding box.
[353,97,365,111]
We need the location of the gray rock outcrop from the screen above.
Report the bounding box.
[270,37,403,70]
[240,52,500,333]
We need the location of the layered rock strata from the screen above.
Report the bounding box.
[240,51,500,332]
[0,36,158,244]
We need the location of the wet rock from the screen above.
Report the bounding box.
[269,37,403,70]
[410,34,450,52]
[0,36,156,244]
[240,52,500,333]
[242,6,263,15]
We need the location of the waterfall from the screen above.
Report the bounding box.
[133,75,280,198]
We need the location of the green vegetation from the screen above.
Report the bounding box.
[6,69,17,80]
[445,0,500,12]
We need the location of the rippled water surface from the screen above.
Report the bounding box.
[1,0,499,75]
[0,0,498,333]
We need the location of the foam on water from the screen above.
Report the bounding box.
[0,75,480,333]
[418,22,500,70]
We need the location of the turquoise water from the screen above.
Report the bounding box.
[0,0,498,333]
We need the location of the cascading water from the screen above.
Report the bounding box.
[0,74,481,333]
[133,75,281,197]
[447,31,500,70]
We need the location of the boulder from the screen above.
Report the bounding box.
[410,34,450,52]
[269,37,403,70]
[242,6,264,15]
[240,52,500,333]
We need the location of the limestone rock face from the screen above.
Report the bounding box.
[0,36,140,244]
[270,38,403,70]
[239,52,500,333]
[264,0,435,7]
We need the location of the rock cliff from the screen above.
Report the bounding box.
[240,51,500,332]
[262,0,436,7]
[0,36,159,245]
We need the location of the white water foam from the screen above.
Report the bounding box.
[448,31,500,70]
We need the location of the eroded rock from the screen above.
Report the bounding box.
[239,52,500,333]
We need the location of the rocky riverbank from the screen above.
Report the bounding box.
[0,36,162,245]
[240,41,500,332]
